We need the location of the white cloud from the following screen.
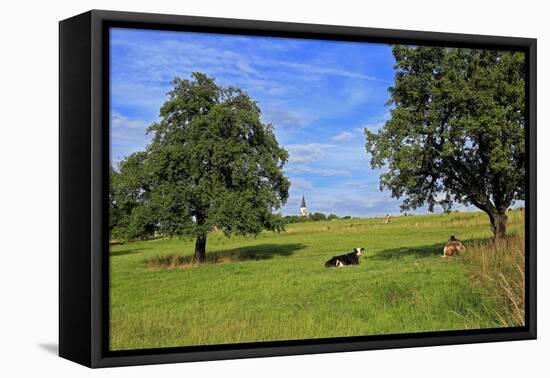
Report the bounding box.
[339,82,376,106]
[110,112,153,161]
[111,112,149,131]
[285,143,334,164]
[261,106,313,130]
[286,165,352,177]
[272,60,381,81]
[110,81,168,116]
[331,131,356,142]
[288,177,313,191]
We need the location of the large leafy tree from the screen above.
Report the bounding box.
[365,46,525,242]
[112,73,290,261]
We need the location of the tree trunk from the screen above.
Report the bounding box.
[489,210,508,243]
[194,233,207,263]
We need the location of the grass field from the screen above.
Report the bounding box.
[109,210,525,351]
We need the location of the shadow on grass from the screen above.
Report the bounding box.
[110,247,151,257]
[371,237,492,261]
[144,243,305,269]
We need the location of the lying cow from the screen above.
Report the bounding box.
[325,247,364,267]
[442,236,466,257]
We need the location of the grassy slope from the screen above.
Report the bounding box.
[110,210,524,350]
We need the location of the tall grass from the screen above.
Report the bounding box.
[463,232,525,327]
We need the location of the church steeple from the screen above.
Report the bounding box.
[299,195,307,217]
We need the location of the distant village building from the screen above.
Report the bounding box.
[299,195,308,217]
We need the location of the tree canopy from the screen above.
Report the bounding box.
[365,46,525,241]
[111,73,290,261]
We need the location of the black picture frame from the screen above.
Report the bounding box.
[59,9,537,368]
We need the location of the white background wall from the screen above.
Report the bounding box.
[0,0,547,376]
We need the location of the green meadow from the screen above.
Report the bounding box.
[109,210,524,351]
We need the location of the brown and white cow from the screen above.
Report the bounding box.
[442,236,466,257]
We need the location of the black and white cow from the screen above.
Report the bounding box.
[325,247,364,267]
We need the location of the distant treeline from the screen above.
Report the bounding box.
[284,212,353,224]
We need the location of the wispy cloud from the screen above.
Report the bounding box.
[339,82,376,106]
[268,60,381,81]
[288,177,313,191]
[261,106,314,131]
[110,112,152,162]
[331,131,356,142]
[110,29,386,120]
[286,165,352,177]
[111,112,149,132]
[285,143,334,164]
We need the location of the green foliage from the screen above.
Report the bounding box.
[110,156,157,241]
[284,212,334,224]
[110,73,290,251]
[109,165,122,235]
[365,46,525,239]
[308,212,327,221]
[284,215,311,224]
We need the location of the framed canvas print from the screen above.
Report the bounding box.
[59,10,537,368]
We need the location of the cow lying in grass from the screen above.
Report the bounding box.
[325,247,364,267]
[442,236,466,257]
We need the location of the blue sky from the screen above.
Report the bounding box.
[109,28,467,217]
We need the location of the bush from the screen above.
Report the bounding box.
[284,215,311,224]
[308,212,327,221]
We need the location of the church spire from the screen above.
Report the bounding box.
[300,195,307,216]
